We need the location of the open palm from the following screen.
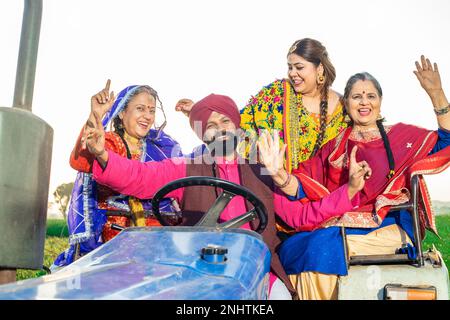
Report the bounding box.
[256,130,287,175]
[414,55,442,96]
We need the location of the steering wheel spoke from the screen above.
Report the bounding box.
[196,191,235,227]
[216,208,258,230]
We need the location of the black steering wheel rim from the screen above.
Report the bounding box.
[151,176,268,233]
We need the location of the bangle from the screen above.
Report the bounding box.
[434,104,450,116]
[275,173,292,189]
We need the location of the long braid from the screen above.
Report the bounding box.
[376,119,395,179]
[113,117,132,159]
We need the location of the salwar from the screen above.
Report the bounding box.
[291,224,413,300]
[290,272,339,300]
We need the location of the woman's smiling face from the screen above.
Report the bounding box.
[287,53,322,95]
[345,80,382,129]
[120,92,156,139]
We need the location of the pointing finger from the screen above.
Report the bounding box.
[105,79,111,92]
[350,145,358,165]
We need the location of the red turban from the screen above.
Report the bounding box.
[189,93,241,139]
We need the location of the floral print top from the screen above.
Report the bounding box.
[239,79,347,171]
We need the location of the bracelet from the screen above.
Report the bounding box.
[434,104,450,116]
[275,173,292,189]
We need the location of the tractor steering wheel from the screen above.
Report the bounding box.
[151,176,268,234]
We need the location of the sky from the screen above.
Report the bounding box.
[0,0,449,202]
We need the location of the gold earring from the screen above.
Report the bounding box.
[343,114,352,123]
[317,74,325,85]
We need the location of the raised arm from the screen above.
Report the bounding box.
[174,98,194,117]
[85,108,186,200]
[414,55,449,131]
[70,80,116,172]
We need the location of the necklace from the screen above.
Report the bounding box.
[350,126,382,142]
[123,131,143,156]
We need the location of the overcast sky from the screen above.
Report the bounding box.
[0,0,449,201]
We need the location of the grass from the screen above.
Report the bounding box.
[423,214,450,268]
[14,215,450,281]
[16,219,69,281]
[46,219,69,237]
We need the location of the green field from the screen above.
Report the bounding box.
[16,215,450,281]
[423,214,450,268]
[16,219,69,281]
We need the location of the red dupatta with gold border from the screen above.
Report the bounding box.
[291,123,450,237]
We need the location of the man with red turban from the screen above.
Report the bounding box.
[85,93,362,300]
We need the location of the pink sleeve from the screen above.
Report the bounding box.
[273,184,360,229]
[92,150,186,201]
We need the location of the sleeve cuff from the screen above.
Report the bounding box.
[287,177,306,201]
[92,150,111,179]
[343,184,361,209]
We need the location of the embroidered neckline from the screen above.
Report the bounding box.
[349,125,393,142]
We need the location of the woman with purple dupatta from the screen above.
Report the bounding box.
[53,80,182,268]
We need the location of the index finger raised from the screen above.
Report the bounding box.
[104,79,111,92]
[350,145,358,164]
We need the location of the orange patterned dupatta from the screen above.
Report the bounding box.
[291,123,450,237]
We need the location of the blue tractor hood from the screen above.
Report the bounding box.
[0,227,271,300]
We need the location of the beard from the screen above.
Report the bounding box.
[205,131,238,157]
